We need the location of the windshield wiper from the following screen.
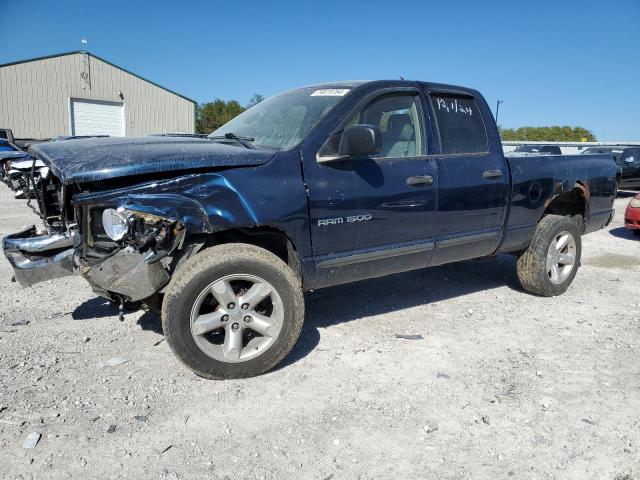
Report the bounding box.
[210,132,256,149]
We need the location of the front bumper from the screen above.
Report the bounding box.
[2,226,75,287]
[4,213,183,301]
[80,247,170,301]
[3,227,170,301]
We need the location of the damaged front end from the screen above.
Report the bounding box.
[2,178,186,305]
[3,227,75,287]
[77,206,185,302]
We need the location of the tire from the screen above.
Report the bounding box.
[161,243,304,379]
[517,214,582,297]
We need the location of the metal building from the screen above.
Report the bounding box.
[0,51,196,139]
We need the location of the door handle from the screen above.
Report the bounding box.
[483,169,503,179]
[406,175,433,187]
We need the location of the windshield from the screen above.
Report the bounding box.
[210,87,350,150]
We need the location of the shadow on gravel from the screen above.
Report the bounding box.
[609,227,639,241]
[277,254,521,370]
[72,297,164,335]
[70,254,522,369]
[72,297,118,320]
[137,311,163,334]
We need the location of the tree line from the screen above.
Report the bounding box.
[196,94,264,134]
[500,126,596,142]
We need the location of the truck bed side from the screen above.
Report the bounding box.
[498,153,617,254]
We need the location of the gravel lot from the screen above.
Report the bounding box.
[1,183,639,480]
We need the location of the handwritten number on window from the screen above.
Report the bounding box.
[435,97,473,116]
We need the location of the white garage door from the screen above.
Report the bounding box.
[70,99,125,137]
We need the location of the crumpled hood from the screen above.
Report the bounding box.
[29,136,275,185]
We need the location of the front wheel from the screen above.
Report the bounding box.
[162,243,304,379]
[517,214,582,297]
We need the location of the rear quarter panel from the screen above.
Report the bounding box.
[499,153,617,253]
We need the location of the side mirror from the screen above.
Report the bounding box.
[338,125,382,158]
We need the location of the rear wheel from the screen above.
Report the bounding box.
[517,215,582,296]
[162,243,304,379]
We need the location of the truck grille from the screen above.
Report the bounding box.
[29,173,66,231]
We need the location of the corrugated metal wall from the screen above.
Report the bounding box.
[0,52,195,138]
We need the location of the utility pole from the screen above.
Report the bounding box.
[495,100,504,125]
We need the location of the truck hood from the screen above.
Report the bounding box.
[0,150,29,162]
[29,136,275,185]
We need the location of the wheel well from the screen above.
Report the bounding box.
[187,227,302,281]
[543,186,587,220]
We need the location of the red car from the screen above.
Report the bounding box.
[625,193,640,236]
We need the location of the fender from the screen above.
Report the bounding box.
[72,173,263,234]
[541,178,590,220]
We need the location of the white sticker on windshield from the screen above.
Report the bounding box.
[311,89,350,97]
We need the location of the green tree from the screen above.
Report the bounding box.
[247,93,264,108]
[196,99,245,134]
[499,126,596,142]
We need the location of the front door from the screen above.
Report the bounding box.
[301,89,438,286]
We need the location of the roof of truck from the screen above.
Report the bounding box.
[294,79,479,96]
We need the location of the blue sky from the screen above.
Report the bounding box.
[1,0,638,140]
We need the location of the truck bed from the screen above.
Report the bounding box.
[499,153,617,253]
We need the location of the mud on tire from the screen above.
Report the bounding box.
[161,243,304,379]
[517,214,582,297]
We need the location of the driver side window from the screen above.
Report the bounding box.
[349,93,424,158]
[319,93,425,159]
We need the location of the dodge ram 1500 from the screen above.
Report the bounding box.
[3,80,617,379]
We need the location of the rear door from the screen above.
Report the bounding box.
[425,89,509,265]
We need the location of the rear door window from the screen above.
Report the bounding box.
[430,94,488,155]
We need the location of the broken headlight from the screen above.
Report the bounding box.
[97,206,176,254]
[102,207,129,241]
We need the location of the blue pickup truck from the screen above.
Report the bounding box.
[3,80,617,379]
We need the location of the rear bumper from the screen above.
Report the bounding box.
[2,226,75,287]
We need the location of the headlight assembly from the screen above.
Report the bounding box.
[101,207,130,241]
[630,198,640,208]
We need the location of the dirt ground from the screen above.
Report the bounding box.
[0,183,639,480]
